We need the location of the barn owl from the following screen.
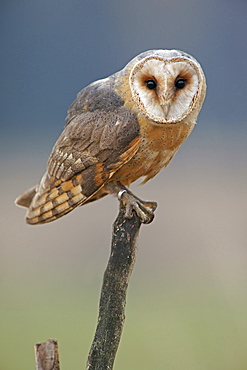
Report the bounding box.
[16,49,206,225]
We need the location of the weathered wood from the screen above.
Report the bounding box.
[35,339,60,370]
[86,204,143,369]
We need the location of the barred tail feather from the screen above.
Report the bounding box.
[26,178,88,225]
[23,163,111,225]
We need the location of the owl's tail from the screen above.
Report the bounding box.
[15,167,108,225]
[15,186,37,208]
[16,177,88,225]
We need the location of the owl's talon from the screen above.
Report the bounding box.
[118,190,157,224]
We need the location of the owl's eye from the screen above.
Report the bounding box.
[145,79,157,90]
[175,78,186,90]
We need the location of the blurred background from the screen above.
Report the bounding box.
[1,1,247,369]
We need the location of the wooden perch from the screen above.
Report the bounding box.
[86,203,144,370]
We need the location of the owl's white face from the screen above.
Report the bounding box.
[129,50,205,124]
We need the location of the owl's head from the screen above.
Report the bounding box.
[127,49,206,125]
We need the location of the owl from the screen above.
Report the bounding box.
[16,49,206,225]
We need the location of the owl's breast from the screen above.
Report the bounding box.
[112,116,195,186]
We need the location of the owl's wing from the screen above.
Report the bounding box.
[22,104,140,224]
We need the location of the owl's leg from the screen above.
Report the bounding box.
[107,181,157,224]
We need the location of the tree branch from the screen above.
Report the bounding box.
[86,203,144,369]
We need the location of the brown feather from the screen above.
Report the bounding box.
[24,104,140,224]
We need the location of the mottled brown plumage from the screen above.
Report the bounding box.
[16,49,206,224]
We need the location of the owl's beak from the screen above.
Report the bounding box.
[159,98,172,118]
[158,83,173,118]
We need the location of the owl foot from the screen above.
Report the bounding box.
[108,181,157,224]
[118,189,157,224]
